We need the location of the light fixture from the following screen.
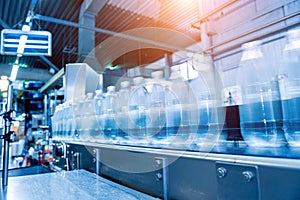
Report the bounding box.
[1,76,8,80]
[21,24,31,32]
[17,35,28,57]
[9,64,19,81]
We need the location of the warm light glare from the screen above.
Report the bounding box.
[10,64,19,81]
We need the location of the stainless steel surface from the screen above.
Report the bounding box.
[61,142,300,199]
[216,162,260,200]
[0,169,157,200]
[64,140,300,169]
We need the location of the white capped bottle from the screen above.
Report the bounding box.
[238,40,285,147]
[279,29,300,147]
[103,86,117,141]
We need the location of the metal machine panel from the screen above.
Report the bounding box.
[59,142,300,200]
[216,162,260,200]
[99,147,164,198]
[168,157,218,200]
[259,165,300,200]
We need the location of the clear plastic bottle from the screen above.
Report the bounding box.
[279,28,300,147]
[191,92,218,146]
[128,77,148,144]
[69,99,78,140]
[64,101,72,140]
[74,95,86,140]
[103,86,117,141]
[147,71,166,142]
[115,81,130,141]
[94,89,104,141]
[82,93,98,142]
[167,70,191,144]
[238,40,285,147]
[165,86,181,138]
[57,104,64,139]
[51,104,61,139]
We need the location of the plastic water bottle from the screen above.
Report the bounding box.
[94,89,104,140]
[115,81,130,141]
[165,86,181,137]
[74,95,86,140]
[128,77,148,143]
[147,71,167,141]
[279,29,300,147]
[167,70,191,143]
[103,86,117,141]
[238,40,285,147]
[82,93,98,142]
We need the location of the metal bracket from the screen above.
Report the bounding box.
[216,162,261,200]
[0,131,15,142]
[93,148,101,175]
[72,152,80,170]
[155,157,168,200]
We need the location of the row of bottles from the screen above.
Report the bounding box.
[52,28,300,149]
[51,70,222,149]
[237,28,300,147]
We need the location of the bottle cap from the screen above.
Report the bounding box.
[120,81,130,88]
[151,71,163,79]
[107,85,115,92]
[133,76,144,85]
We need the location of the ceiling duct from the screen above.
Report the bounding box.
[78,0,108,64]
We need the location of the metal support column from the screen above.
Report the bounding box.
[2,84,13,186]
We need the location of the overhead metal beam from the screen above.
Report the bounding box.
[32,14,197,53]
[39,68,64,93]
[79,0,107,18]
[40,56,59,71]
[0,18,10,29]
[0,63,53,81]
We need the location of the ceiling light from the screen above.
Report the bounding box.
[9,64,19,81]
[1,76,8,80]
[0,79,9,92]
[17,35,28,57]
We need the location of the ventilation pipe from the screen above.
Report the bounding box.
[77,0,108,65]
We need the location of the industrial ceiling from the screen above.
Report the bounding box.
[0,0,202,84]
